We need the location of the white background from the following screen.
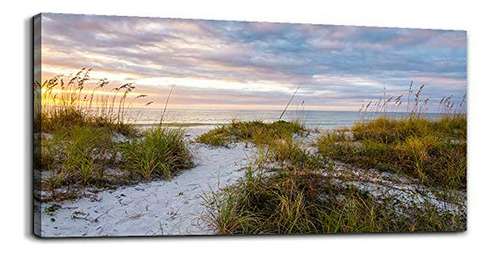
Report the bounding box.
[1,0,498,255]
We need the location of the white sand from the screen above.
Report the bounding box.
[39,129,255,237]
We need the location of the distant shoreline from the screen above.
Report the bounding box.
[128,111,458,130]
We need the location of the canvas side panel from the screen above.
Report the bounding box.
[33,13,42,238]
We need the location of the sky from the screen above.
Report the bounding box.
[39,13,467,111]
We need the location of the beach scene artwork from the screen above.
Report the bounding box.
[33,13,467,237]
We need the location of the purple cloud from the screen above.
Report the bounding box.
[40,13,467,111]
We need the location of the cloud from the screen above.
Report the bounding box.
[40,13,467,111]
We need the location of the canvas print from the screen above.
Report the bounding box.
[33,13,467,237]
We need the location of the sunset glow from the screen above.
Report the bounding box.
[39,13,467,111]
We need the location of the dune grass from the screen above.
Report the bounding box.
[316,83,467,190]
[206,83,467,234]
[40,107,137,136]
[36,68,143,136]
[206,122,466,233]
[317,115,466,190]
[208,159,465,234]
[120,127,194,180]
[196,119,306,147]
[40,125,116,191]
[35,69,194,200]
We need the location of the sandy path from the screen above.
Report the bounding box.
[39,136,254,237]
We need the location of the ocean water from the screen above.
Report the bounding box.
[124,108,442,130]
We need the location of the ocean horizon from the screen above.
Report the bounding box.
[123,108,446,129]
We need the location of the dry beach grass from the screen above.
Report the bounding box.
[201,83,467,234]
[34,69,194,201]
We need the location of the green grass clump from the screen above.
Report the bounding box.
[195,126,233,147]
[264,136,324,170]
[317,115,466,190]
[196,120,306,147]
[62,126,112,185]
[40,125,115,190]
[208,166,465,234]
[120,127,194,180]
